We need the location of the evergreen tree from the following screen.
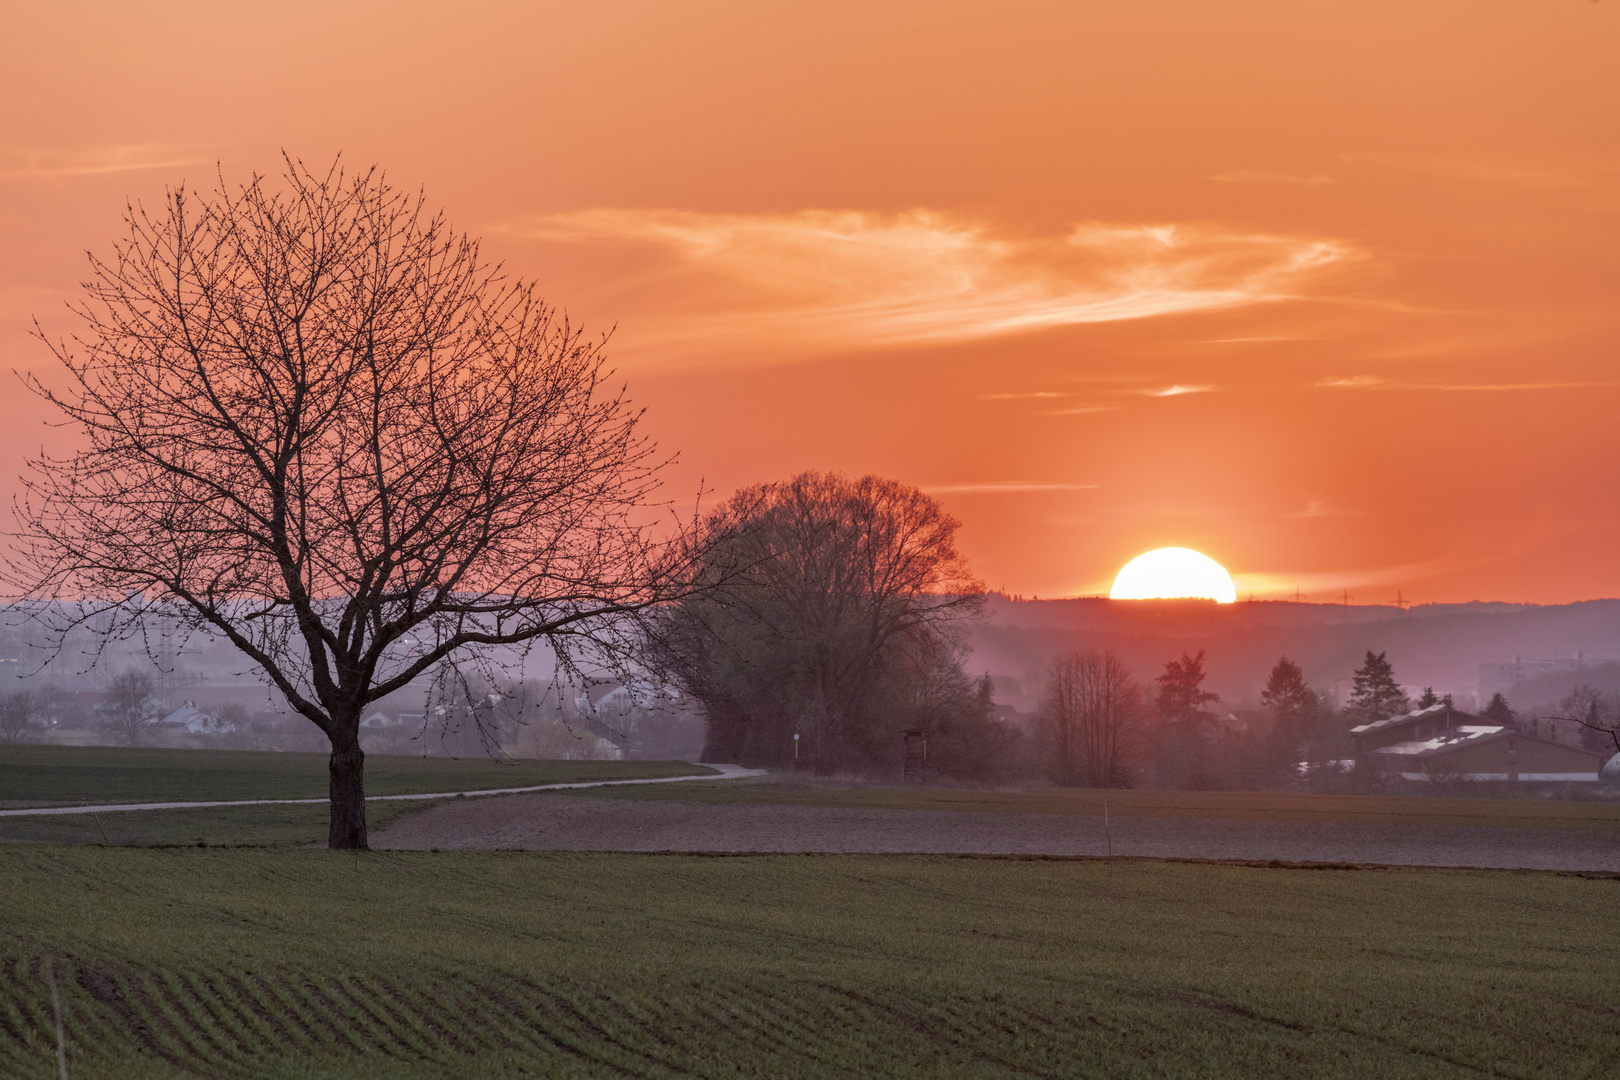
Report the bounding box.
[1415,686,1440,709]
[1260,656,1317,779]
[1153,649,1221,789]
[1480,692,1517,730]
[1345,651,1408,724]
[1156,649,1221,728]
[1260,657,1317,737]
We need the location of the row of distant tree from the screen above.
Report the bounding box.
[0,672,321,750]
[1028,646,1620,791]
[0,672,168,747]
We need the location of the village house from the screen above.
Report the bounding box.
[1350,702,1605,781]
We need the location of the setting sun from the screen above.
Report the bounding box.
[1109,547,1237,603]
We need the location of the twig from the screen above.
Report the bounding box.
[1547,714,1620,756]
[83,803,108,845]
[47,958,68,1080]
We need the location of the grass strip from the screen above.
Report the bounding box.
[0,744,713,806]
[575,776,1620,829]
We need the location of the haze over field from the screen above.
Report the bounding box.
[4,2,1619,605]
[5,9,1620,1068]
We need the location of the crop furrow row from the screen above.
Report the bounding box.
[747,983,884,1063]
[447,978,533,1053]
[333,973,432,1060]
[296,976,386,1056]
[823,984,1065,1079]
[508,976,654,1076]
[482,976,591,1060]
[0,969,50,1055]
[177,968,264,1059]
[245,972,326,1054]
[123,968,220,1069]
[211,971,296,1049]
[366,974,473,1059]
[681,987,829,1063]
[75,962,188,1069]
[148,966,238,1066]
[579,983,709,1063]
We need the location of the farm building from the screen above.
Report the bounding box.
[1351,702,1605,781]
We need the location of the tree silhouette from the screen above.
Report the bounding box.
[1345,651,1408,724]
[1155,649,1220,729]
[652,472,982,774]
[0,690,40,745]
[1480,692,1518,730]
[1260,656,1317,758]
[1041,649,1146,787]
[12,156,690,848]
[104,671,158,747]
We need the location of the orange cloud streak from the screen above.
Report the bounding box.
[511,210,1352,361]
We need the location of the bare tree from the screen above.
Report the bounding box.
[0,688,40,745]
[11,156,689,847]
[654,472,983,773]
[1039,649,1144,787]
[103,671,158,747]
[1550,687,1620,759]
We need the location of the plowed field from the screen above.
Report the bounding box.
[2,847,1617,1078]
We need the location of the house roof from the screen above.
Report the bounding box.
[1349,701,1471,736]
[582,682,627,706]
[1370,724,1507,758]
[1371,724,1603,763]
[163,704,209,732]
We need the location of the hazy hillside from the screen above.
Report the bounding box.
[967,595,1620,715]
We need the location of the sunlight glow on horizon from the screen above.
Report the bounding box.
[1110,548,1238,603]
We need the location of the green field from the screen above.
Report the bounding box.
[0,847,1616,1078]
[0,747,714,848]
[0,746,712,805]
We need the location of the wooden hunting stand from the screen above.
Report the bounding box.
[902,727,929,784]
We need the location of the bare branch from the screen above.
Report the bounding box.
[7,154,696,848]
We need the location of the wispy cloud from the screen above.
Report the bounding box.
[0,144,209,179]
[1043,405,1122,416]
[1347,152,1601,190]
[508,210,1353,356]
[1317,375,1385,388]
[1318,375,1617,392]
[1212,171,1334,186]
[1142,384,1214,397]
[980,391,1068,400]
[921,482,1098,495]
[1283,500,1362,519]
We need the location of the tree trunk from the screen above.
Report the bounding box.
[328,726,368,850]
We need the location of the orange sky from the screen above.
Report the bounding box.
[4,1,1618,603]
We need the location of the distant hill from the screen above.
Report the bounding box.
[966,595,1620,715]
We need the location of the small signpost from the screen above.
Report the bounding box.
[793,732,800,770]
[902,727,928,784]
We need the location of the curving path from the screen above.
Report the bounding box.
[0,763,765,818]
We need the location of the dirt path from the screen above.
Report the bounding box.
[371,792,1620,871]
[0,764,762,818]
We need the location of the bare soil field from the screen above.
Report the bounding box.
[372,789,1620,871]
